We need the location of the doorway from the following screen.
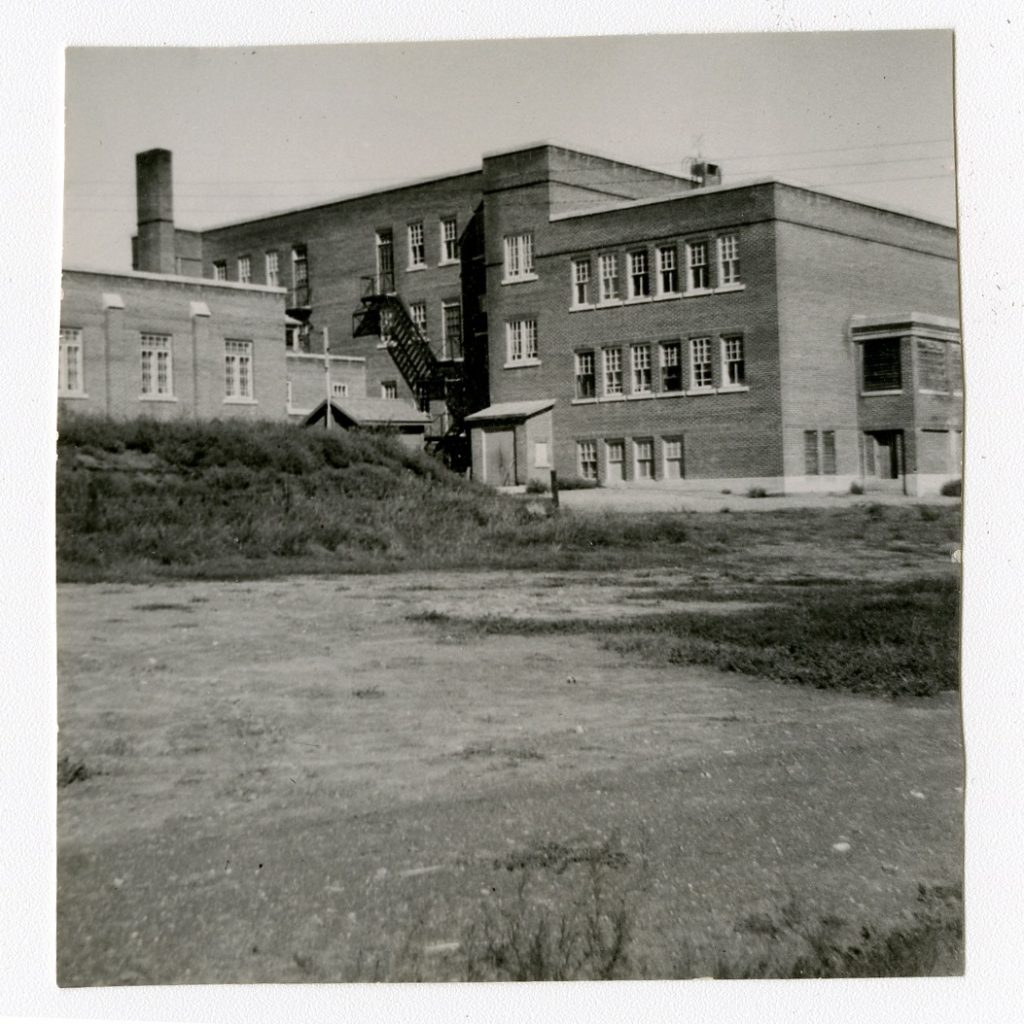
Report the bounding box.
[862,430,905,492]
[482,426,516,486]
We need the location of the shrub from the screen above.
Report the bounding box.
[940,479,962,497]
[849,481,864,495]
[525,478,549,495]
[747,487,768,499]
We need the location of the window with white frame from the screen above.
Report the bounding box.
[628,251,650,299]
[663,437,684,479]
[721,335,746,387]
[213,261,227,281]
[603,348,623,395]
[381,380,398,400]
[410,301,428,340]
[575,350,596,399]
[606,439,626,481]
[657,245,679,295]
[598,254,619,302]
[572,258,591,307]
[59,327,84,396]
[717,234,740,286]
[635,438,654,479]
[631,344,652,394]
[265,251,280,286]
[440,217,458,263]
[408,222,426,269]
[578,440,598,480]
[442,300,462,360]
[224,339,254,400]
[237,255,251,284]
[506,319,538,364]
[291,245,309,305]
[686,241,710,291]
[140,333,173,397]
[660,341,683,392]
[690,337,713,390]
[503,233,534,281]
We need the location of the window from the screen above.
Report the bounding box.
[863,338,902,392]
[572,258,591,307]
[503,233,535,281]
[237,255,251,284]
[265,251,280,286]
[663,437,684,479]
[291,246,309,305]
[381,380,399,400]
[578,440,598,481]
[213,261,227,281]
[598,254,620,302]
[628,251,650,299]
[506,319,538,364]
[224,339,254,400]
[442,300,463,360]
[410,301,428,340]
[717,234,741,286]
[440,218,458,263]
[286,325,302,352]
[722,335,745,387]
[690,337,713,390]
[822,431,837,475]
[635,438,654,479]
[331,381,349,398]
[657,246,679,295]
[59,327,84,396]
[660,341,683,392]
[534,441,550,469]
[603,348,623,395]
[918,339,949,392]
[575,351,596,399]
[686,241,709,291]
[408,222,426,269]
[606,439,626,481]
[376,230,394,290]
[631,344,652,394]
[804,431,820,475]
[140,333,173,397]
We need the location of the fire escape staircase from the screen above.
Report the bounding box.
[352,276,467,432]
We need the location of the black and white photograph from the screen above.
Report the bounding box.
[48,32,971,991]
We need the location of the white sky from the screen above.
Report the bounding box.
[63,33,956,270]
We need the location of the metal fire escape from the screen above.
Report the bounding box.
[352,274,468,434]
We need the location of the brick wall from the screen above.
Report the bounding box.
[285,354,366,416]
[59,270,288,421]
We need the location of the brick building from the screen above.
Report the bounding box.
[62,143,961,494]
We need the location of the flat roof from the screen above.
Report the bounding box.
[62,265,287,294]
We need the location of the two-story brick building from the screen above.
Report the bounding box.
[61,142,961,494]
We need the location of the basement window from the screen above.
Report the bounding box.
[578,440,598,481]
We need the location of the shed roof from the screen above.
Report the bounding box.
[464,399,555,423]
[303,397,430,428]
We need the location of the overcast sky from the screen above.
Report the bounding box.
[63,32,956,270]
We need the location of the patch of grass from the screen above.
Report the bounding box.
[352,686,384,700]
[456,743,544,765]
[132,602,194,612]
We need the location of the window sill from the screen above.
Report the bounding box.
[715,283,746,294]
[861,389,903,397]
[919,388,952,396]
[406,264,427,273]
[224,396,258,405]
[655,390,686,399]
[571,397,598,405]
[653,292,682,302]
[438,258,460,267]
[595,299,623,309]
[503,358,542,369]
[685,387,716,397]
[139,394,178,403]
[623,296,652,305]
[59,391,89,400]
[569,304,595,313]
[626,391,654,400]
[501,273,539,285]
[600,393,627,402]
[718,385,750,393]
[683,288,714,298]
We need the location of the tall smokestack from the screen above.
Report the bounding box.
[135,149,176,274]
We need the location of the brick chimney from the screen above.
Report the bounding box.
[690,160,722,188]
[134,149,176,274]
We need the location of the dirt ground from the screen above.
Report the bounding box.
[57,567,963,985]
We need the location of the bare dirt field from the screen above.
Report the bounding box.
[57,561,963,985]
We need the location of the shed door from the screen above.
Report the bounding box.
[483,427,516,485]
